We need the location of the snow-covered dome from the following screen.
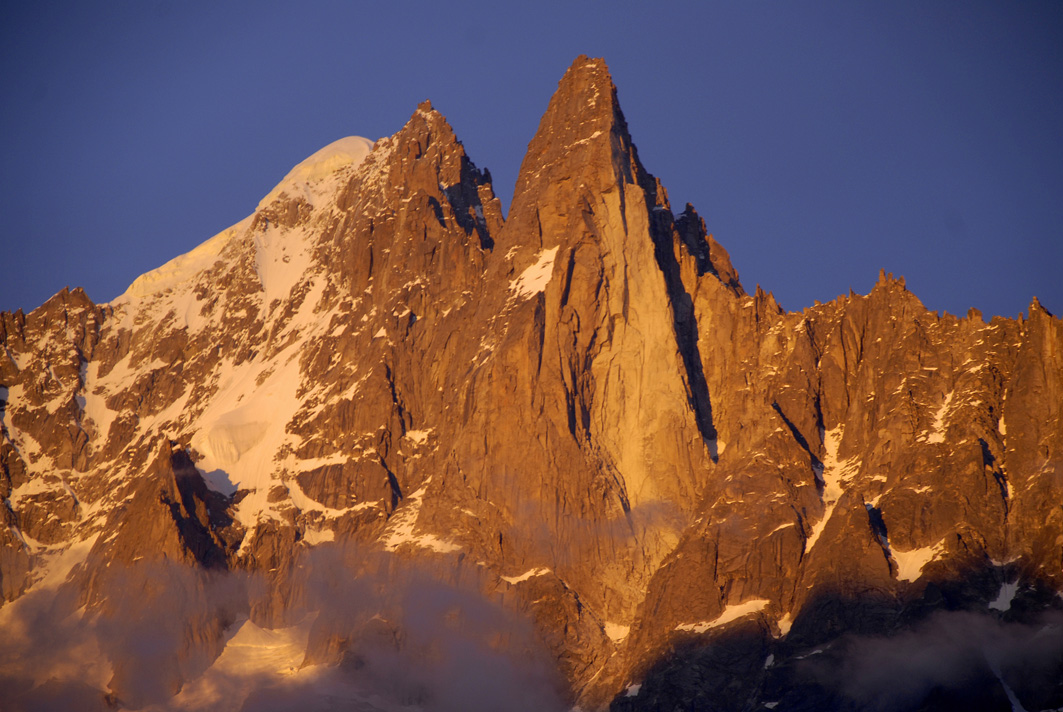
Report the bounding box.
[258,136,375,209]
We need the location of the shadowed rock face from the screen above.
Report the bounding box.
[1,56,1061,711]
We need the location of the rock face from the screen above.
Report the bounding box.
[1,56,1062,711]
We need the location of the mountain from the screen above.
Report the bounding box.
[1,56,1061,712]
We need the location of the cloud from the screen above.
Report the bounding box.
[272,544,568,712]
[91,561,255,708]
[1,544,568,711]
[805,608,1063,711]
[0,583,110,712]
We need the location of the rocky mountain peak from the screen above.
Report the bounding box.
[1,57,1061,712]
[538,55,622,142]
[508,56,645,233]
[1030,294,1053,318]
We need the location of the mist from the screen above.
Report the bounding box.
[0,545,569,712]
[805,608,1063,711]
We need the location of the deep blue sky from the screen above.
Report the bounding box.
[2,1,1061,319]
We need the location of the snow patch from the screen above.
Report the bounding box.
[78,361,119,445]
[892,540,946,582]
[8,474,70,509]
[404,429,432,446]
[382,480,461,554]
[570,129,604,148]
[283,453,354,473]
[284,475,381,517]
[675,599,770,633]
[770,521,796,535]
[15,533,100,593]
[776,612,794,637]
[253,224,316,307]
[927,391,953,444]
[192,341,310,527]
[195,407,270,469]
[500,567,551,585]
[510,247,559,299]
[806,425,859,552]
[302,527,335,546]
[990,580,1019,611]
[604,622,630,642]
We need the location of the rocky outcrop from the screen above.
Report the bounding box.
[0,56,1060,711]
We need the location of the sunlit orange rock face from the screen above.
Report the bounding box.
[1,56,1061,711]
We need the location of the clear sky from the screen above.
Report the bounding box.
[2,1,1060,319]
